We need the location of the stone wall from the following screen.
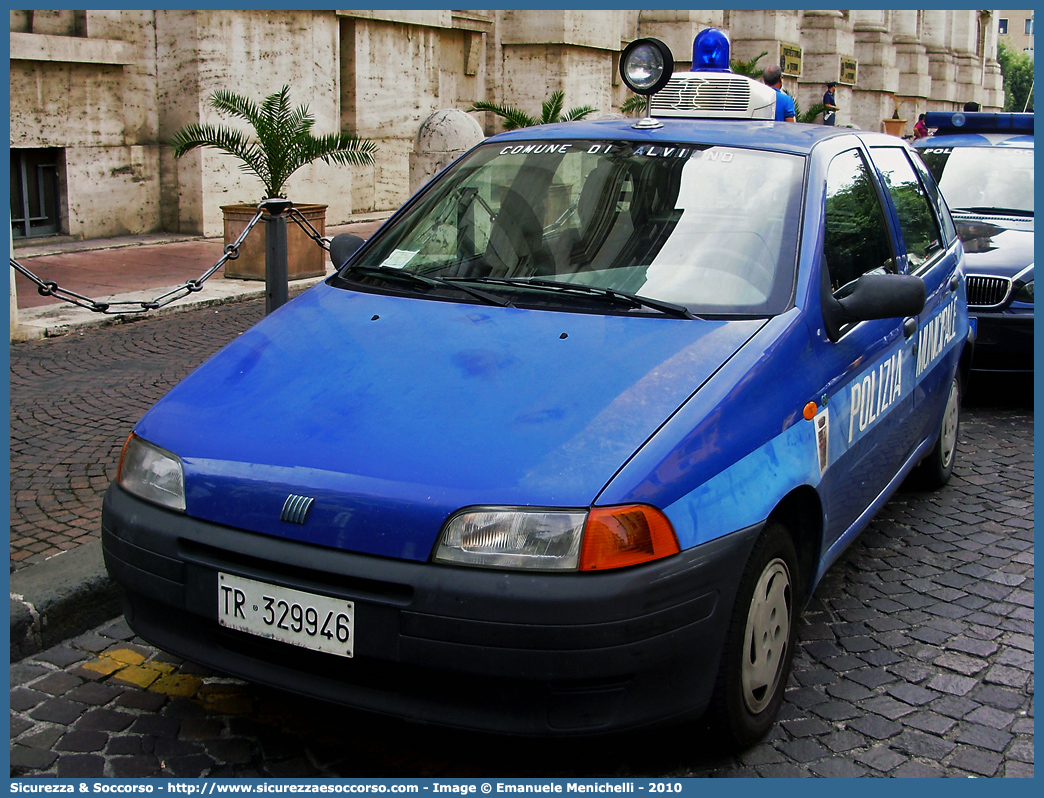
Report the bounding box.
[10,10,160,240]
[9,9,1006,243]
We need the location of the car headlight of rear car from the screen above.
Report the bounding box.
[117,433,186,512]
[433,505,679,571]
[1013,280,1033,304]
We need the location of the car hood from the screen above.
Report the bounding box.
[135,283,765,561]
[955,217,1034,277]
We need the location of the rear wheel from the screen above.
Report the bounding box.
[911,374,960,489]
[708,520,799,750]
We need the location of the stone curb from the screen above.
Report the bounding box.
[10,540,122,662]
[12,272,325,342]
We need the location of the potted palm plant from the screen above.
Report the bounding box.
[883,97,908,137]
[468,90,597,130]
[171,86,377,280]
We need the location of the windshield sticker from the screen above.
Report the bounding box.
[497,142,711,161]
[630,145,700,159]
[498,143,573,156]
[380,249,418,269]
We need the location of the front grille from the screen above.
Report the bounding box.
[652,75,752,115]
[966,275,1012,309]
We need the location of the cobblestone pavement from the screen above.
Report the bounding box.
[10,299,269,568]
[9,347,1034,776]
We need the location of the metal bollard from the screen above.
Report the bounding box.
[263,198,293,313]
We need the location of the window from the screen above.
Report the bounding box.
[1025,17,1034,35]
[917,146,1034,215]
[349,141,805,315]
[998,18,1008,35]
[10,148,62,239]
[823,149,895,295]
[870,147,943,271]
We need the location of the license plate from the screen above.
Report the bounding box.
[217,573,354,658]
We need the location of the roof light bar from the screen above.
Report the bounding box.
[924,111,1034,133]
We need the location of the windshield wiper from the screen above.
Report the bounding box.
[341,265,512,307]
[952,206,1033,217]
[448,276,696,319]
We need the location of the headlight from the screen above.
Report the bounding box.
[434,508,587,570]
[433,505,679,572]
[1013,280,1033,304]
[117,433,186,512]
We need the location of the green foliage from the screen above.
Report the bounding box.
[824,157,894,289]
[997,42,1034,112]
[170,85,377,200]
[797,101,829,125]
[784,90,829,124]
[621,94,646,117]
[468,90,597,130]
[731,50,769,79]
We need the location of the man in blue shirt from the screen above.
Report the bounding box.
[763,65,795,122]
[822,81,838,125]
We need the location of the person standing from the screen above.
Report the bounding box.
[763,64,795,122]
[913,113,929,139]
[822,81,839,125]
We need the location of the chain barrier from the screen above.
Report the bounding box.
[9,200,331,315]
[287,207,331,254]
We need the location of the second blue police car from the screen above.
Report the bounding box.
[915,111,1033,373]
[102,31,972,749]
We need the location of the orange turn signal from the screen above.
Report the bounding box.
[803,401,818,421]
[116,432,135,482]
[579,504,680,571]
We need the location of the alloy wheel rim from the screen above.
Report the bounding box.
[940,378,959,469]
[741,557,792,714]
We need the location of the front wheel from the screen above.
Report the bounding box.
[911,374,960,489]
[708,520,799,750]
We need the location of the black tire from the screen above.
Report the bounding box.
[708,520,799,751]
[910,374,960,489]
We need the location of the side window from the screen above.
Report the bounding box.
[909,151,958,246]
[824,149,895,295]
[870,147,945,271]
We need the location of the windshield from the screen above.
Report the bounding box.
[918,146,1034,215]
[344,140,805,315]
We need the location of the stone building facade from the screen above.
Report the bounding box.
[10,9,1004,243]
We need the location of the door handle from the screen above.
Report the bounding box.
[903,317,918,339]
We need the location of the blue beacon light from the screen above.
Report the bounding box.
[691,28,731,72]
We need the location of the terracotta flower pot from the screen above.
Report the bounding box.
[882,118,907,137]
[221,203,328,281]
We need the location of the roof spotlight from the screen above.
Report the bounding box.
[620,38,674,96]
[691,28,731,72]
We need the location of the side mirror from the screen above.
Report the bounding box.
[330,233,366,269]
[822,272,926,342]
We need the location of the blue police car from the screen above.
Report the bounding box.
[914,111,1033,373]
[102,32,972,748]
